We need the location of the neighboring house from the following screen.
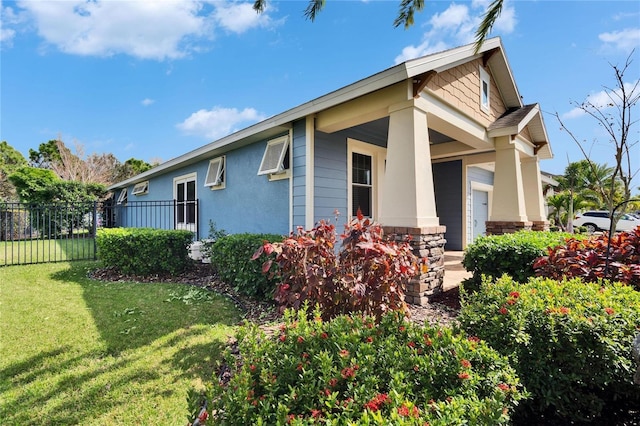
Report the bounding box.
[108,37,553,304]
[540,171,560,217]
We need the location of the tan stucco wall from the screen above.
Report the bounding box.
[426,58,506,127]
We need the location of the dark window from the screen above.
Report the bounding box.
[352,153,372,217]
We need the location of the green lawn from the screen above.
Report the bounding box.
[0,262,241,425]
[1,237,96,265]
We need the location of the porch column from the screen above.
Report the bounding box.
[521,156,549,231]
[380,99,439,227]
[486,136,531,235]
[380,98,445,306]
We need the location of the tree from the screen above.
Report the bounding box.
[8,166,106,237]
[28,138,155,186]
[28,139,62,169]
[0,141,27,202]
[555,52,639,228]
[111,157,155,184]
[252,0,503,51]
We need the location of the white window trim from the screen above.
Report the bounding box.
[479,66,490,113]
[258,135,290,177]
[347,138,386,221]
[204,156,226,190]
[173,172,197,232]
[132,181,149,196]
[116,188,127,205]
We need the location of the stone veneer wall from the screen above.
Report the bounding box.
[485,220,550,235]
[382,225,447,306]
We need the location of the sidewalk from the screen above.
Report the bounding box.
[442,251,471,291]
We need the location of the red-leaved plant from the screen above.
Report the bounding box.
[252,210,421,320]
[533,226,640,289]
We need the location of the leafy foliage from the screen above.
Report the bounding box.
[203,307,525,425]
[8,167,107,237]
[210,233,283,300]
[462,231,574,292]
[533,227,640,290]
[96,227,194,275]
[8,166,106,204]
[28,139,62,169]
[255,212,421,320]
[0,141,27,202]
[457,275,640,423]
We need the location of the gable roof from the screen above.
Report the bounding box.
[109,37,542,190]
[488,104,552,159]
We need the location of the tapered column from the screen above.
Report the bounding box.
[521,156,547,223]
[490,136,527,222]
[486,136,531,235]
[379,99,439,228]
[380,99,445,306]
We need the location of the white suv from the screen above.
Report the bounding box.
[573,210,640,233]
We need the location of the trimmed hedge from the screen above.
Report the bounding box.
[462,231,573,292]
[204,307,525,425]
[96,227,193,275]
[210,233,283,300]
[458,275,640,423]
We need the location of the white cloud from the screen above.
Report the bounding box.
[395,0,516,63]
[12,0,278,60]
[177,106,266,140]
[599,28,640,53]
[1,1,28,47]
[141,98,155,107]
[562,80,640,119]
[212,1,275,34]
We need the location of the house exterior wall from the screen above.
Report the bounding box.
[201,141,289,235]
[433,160,463,250]
[426,58,506,127]
[466,166,494,245]
[119,138,290,237]
[313,131,348,227]
[292,120,307,229]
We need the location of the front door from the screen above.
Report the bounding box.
[472,189,488,241]
[174,173,197,233]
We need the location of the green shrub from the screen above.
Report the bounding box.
[457,275,640,423]
[254,213,423,320]
[203,307,525,425]
[210,233,283,300]
[462,231,573,292]
[200,220,228,261]
[96,227,193,275]
[534,228,640,290]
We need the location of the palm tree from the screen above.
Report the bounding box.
[547,192,597,231]
[252,0,504,50]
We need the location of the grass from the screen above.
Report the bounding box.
[0,237,96,265]
[0,261,241,425]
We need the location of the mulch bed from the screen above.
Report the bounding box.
[89,261,461,327]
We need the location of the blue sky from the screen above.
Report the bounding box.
[1,0,639,178]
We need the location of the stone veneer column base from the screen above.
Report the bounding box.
[382,225,447,307]
[485,221,532,235]
[531,220,550,231]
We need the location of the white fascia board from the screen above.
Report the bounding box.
[488,105,542,138]
[404,37,502,77]
[109,65,411,191]
[109,39,507,191]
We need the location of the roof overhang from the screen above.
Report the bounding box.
[487,104,553,160]
[109,37,542,190]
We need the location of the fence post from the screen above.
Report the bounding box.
[93,201,98,260]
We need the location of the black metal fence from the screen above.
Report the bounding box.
[1,200,199,266]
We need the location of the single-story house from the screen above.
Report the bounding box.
[108,37,553,304]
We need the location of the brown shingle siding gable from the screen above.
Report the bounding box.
[425,58,506,126]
